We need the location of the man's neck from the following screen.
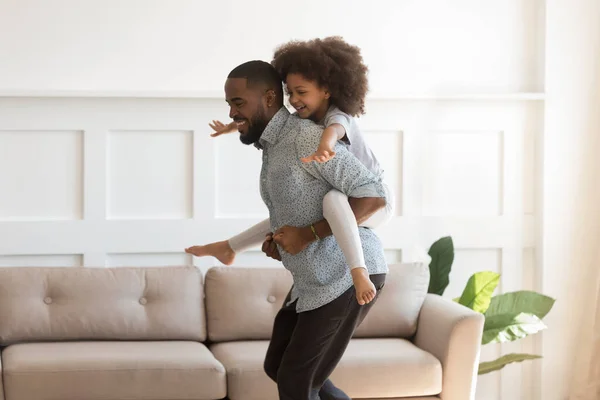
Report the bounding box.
[254,105,287,150]
[264,105,283,121]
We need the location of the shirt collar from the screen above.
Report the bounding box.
[257,107,291,149]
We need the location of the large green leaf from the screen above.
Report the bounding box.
[427,236,454,295]
[485,291,555,319]
[478,353,542,375]
[482,312,547,344]
[457,271,500,313]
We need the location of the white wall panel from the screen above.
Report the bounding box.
[0,254,82,267]
[214,133,266,218]
[422,131,503,217]
[0,130,83,220]
[363,130,403,216]
[107,130,193,219]
[106,252,192,267]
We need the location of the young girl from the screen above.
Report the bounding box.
[187,37,394,306]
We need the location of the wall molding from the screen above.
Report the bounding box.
[0,90,546,101]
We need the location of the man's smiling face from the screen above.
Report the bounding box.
[225,78,270,145]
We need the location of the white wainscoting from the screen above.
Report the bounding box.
[0,94,542,400]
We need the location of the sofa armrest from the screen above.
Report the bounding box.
[414,294,485,400]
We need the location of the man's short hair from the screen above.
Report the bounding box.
[228,60,283,100]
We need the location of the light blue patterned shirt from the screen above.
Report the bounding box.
[259,107,389,312]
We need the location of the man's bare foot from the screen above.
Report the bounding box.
[185,240,235,265]
[351,268,376,305]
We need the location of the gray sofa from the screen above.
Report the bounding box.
[0,263,484,400]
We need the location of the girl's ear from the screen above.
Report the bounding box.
[324,90,331,100]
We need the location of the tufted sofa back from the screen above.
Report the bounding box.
[204,263,430,342]
[0,266,205,345]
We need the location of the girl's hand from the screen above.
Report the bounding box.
[300,146,336,163]
[209,120,237,137]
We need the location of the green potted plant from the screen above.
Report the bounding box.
[426,236,555,374]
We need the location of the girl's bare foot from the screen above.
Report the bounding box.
[351,268,376,305]
[185,240,235,265]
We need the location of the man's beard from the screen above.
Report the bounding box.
[240,106,269,145]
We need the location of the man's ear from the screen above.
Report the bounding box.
[265,89,276,107]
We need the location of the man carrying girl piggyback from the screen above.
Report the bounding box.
[187,36,394,306]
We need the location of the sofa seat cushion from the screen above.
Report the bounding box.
[2,341,226,400]
[210,338,442,400]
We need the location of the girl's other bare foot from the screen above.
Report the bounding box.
[351,268,376,305]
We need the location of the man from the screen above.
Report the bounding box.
[188,61,389,400]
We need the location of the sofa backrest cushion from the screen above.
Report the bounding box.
[204,266,293,342]
[353,262,430,338]
[0,266,206,345]
[204,263,429,342]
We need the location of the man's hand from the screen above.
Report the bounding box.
[262,234,282,261]
[273,225,315,255]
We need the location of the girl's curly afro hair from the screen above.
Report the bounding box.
[271,36,369,117]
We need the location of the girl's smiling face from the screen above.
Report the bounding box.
[285,73,331,122]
